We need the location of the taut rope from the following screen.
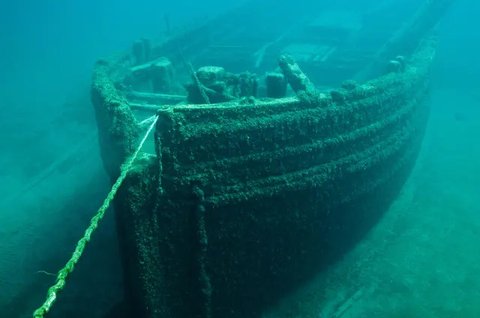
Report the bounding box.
[33,115,159,318]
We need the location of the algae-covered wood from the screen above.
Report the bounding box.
[108,41,434,317]
[88,0,451,316]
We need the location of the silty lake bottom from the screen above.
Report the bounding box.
[0,1,479,317]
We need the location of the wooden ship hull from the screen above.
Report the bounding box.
[91,1,454,317]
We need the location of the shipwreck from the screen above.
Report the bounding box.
[87,0,455,317]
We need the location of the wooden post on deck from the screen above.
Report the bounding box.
[265,72,287,98]
[278,55,316,95]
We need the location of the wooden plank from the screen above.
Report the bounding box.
[126,91,186,104]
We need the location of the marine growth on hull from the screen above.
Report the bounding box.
[88,1,455,317]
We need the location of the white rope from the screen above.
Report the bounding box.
[138,114,157,127]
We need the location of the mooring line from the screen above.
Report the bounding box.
[33,115,159,318]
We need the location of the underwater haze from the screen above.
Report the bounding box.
[0,1,246,317]
[0,0,479,317]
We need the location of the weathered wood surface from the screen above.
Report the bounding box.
[126,91,186,104]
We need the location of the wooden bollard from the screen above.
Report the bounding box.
[151,57,174,93]
[265,72,287,98]
[278,55,316,95]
